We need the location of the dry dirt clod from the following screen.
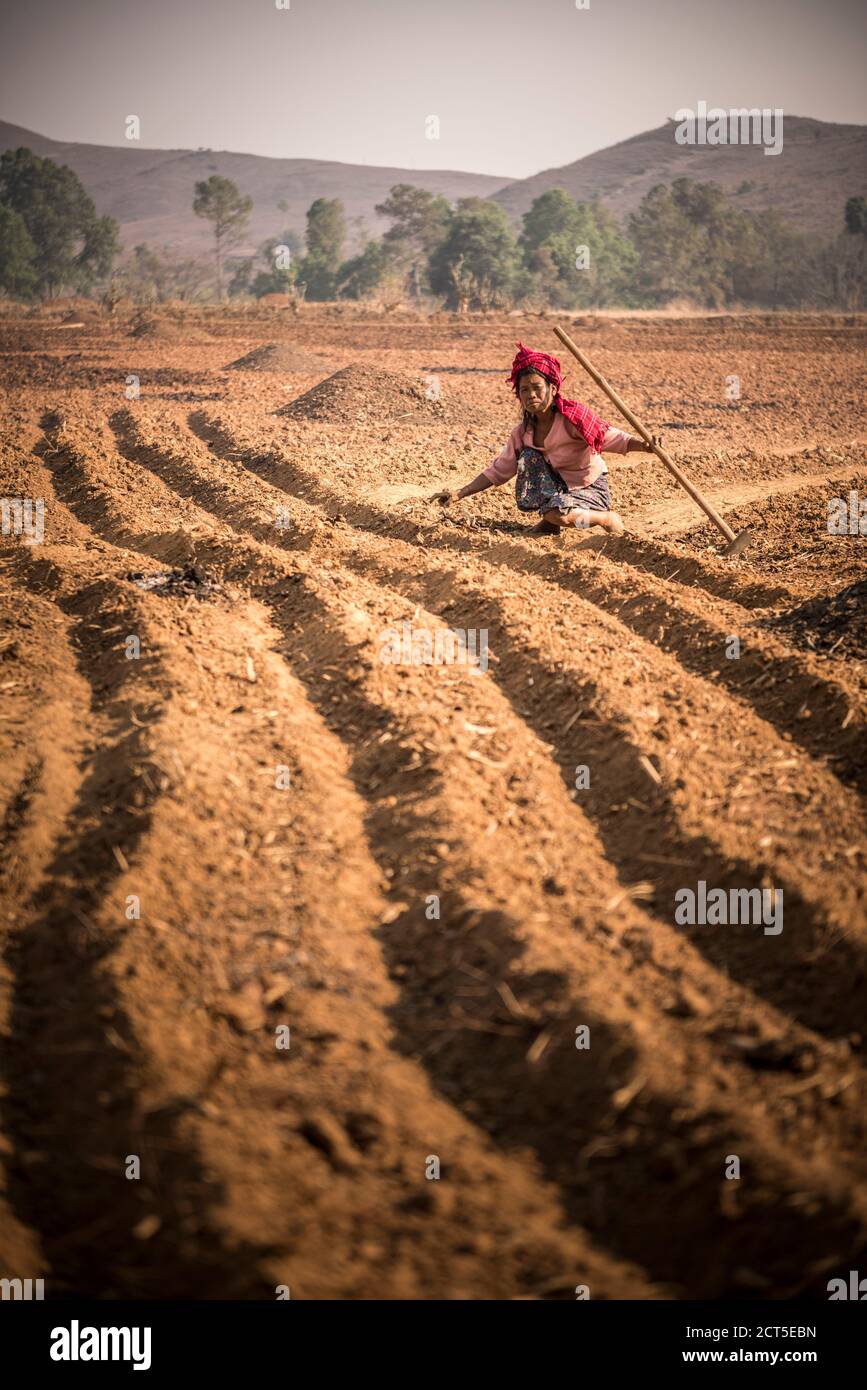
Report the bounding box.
[299,1113,361,1173]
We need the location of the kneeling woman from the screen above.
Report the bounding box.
[436,341,657,535]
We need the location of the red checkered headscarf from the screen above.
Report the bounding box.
[507,341,610,454]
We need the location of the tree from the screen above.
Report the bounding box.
[844,196,867,237]
[732,209,808,307]
[0,203,37,299]
[820,197,867,309]
[0,146,120,298]
[193,175,252,301]
[336,239,391,299]
[427,198,518,310]
[518,188,582,255]
[296,198,346,300]
[628,178,755,307]
[802,234,865,309]
[305,198,346,260]
[517,190,637,309]
[630,182,702,303]
[227,228,304,298]
[78,214,121,284]
[117,243,212,304]
[375,184,451,298]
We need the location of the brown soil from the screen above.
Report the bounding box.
[226,342,330,374]
[0,309,865,1301]
[760,580,867,664]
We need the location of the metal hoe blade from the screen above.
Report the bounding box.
[721,527,753,558]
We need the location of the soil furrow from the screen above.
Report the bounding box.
[340,554,867,1039]
[62,405,867,1295]
[199,409,866,793]
[128,407,867,1046]
[14,405,663,1298]
[35,400,867,1289]
[4,314,866,1304]
[0,547,277,1297]
[260,562,867,1297]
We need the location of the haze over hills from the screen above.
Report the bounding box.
[1,114,864,259]
[490,116,867,239]
[0,119,515,257]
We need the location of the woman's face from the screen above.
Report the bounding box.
[518,370,553,415]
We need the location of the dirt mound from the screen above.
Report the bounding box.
[60,308,101,327]
[127,313,212,343]
[276,361,478,426]
[226,341,329,373]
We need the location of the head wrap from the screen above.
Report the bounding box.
[506,341,610,454]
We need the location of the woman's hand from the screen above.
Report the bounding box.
[431,473,493,503]
[627,434,663,453]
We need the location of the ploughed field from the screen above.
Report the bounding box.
[0,305,865,1300]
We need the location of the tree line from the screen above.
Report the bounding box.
[1,145,865,310]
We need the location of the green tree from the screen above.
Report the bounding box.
[374,184,451,298]
[193,175,253,301]
[821,196,867,308]
[228,228,304,298]
[517,190,637,308]
[732,209,808,307]
[296,198,346,300]
[628,182,703,303]
[306,198,345,258]
[844,196,867,237]
[336,239,391,299]
[294,250,333,301]
[0,203,37,299]
[79,214,120,284]
[815,236,866,309]
[427,198,518,310]
[0,146,120,298]
[628,178,755,307]
[518,188,582,255]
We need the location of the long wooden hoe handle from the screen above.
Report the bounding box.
[553,324,738,545]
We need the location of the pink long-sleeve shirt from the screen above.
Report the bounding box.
[483,415,632,489]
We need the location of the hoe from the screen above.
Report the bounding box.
[554,324,753,557]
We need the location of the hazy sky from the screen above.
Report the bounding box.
[1,0,865,177]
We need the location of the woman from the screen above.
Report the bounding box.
[434,341,659,535]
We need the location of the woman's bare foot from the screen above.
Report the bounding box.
[596,510,625,536]
[530,518,560,535]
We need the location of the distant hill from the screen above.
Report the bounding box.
[0,119,514,257]
[488,116,867,239]
[1,115,863,262]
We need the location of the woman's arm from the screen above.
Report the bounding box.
[431,471,495,504]
[626,433,663,453]
[432,426,521,502]
[600,427,663,456]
